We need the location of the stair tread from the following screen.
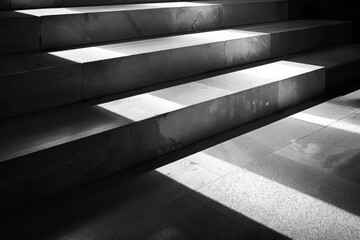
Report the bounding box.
[292,45,360,68]
[50,29,266,63]
[0,28,264,75]
[51,20,346,64]
[1,44,359,163]
[1,0,288,54]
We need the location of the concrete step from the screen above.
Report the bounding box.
[1,0,286,10]
[0,0,288,54]
[0,20,352,120]
[0,44,359,213]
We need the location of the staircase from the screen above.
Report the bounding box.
[0,0,359,217]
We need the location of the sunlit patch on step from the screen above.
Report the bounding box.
[241,60,324,81]
[15,8,81,16]
[50,47,129,63]
[190,29,267,41]
[98,93,184,122]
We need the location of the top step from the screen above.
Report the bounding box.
[0,0,288,54]
[1,0,286,10]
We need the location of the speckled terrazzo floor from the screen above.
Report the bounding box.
[1,90,360,240]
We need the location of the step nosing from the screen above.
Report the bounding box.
[4,0,288,11]
[15,2,222,17]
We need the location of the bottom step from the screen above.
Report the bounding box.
[0,44,360,213]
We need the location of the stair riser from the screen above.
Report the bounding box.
[83,35,271,99]
[0,13,40,54]
[0,65,81,118]
[41,6,222,50]
[223,1,287,27]
[0,68,325,212]
[1,1,286,54]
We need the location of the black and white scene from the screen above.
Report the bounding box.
[0,0,360,239]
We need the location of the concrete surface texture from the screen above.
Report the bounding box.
[1,0,359,238]
[1,89,359,239]
[1,44,359,212]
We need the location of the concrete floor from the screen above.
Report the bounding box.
[1,90,360,239]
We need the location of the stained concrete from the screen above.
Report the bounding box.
[276,112,360,184]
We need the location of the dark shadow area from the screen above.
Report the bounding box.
[288,0,360,41]
[0,10,41,54]
[0,166,289,240]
